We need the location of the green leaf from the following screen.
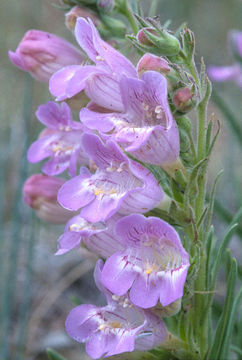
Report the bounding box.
[181,28,195,61]
[47,348,67,360]
[171,179,184,203]
[205,118,213,154]
[206,119,220,157]
[208,258,238,360]
[204,169,224,236]
[205,226,215,289]
[184,158,208,207]
[230,344,242,357]
[221,285,242,358]
[210,223,237,290]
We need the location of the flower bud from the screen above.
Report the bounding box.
[137,53,171,76]
[137,27,181,56]
[97,0,114,13]
[228,30,242,63]
[23,174,73,224]
[173,86,196,113]
[65,6,99,32]
[9,30,83,82]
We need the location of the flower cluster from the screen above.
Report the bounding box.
[10,15,190,359]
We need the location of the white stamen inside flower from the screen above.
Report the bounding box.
[52,143,73,155]
[96,55,104,61]
[58,125,72,132]
[69,224,84,232]
[98,321,123,332]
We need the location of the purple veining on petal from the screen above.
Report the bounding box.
[65,261,167,358]
[58,133,163,222]
[102,214,190,308]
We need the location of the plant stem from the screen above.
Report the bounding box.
[121,0,139,35]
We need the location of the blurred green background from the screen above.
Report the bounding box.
[0,0,241,359]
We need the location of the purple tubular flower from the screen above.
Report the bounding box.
[58,133,163,222]
[207,64,242,88]
[9,30,83,82]
[80,71,179,166]
[23,174,73,224]
[101,214,190,308]
[49,18,136,110]
[27,101,89,176]
[208,30,242,88]
[65,260,167,359]
[56,213,124,257]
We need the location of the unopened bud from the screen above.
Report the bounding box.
[97,0,114,13]
[23,174,73,224]
[173,86,196,113]
[228,30,242,63]
[65,6,100,32]
[137,53,171,76]
[137,27,181,56]
[9,30,83,82]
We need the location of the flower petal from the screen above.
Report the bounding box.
[102,252,136,296]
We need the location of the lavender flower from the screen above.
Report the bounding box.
[49,17,136,111]
[56,213,124,257]
[208,30,242,88]
[80,70,179,166]
[66,260,167,359]
[9,30,83,82]
[101,214,190,308]
[27,101,89,176]
[58,133,163,222]
[23,174,73,224]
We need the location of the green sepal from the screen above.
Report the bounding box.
[169,201,192,226]
[176,115,192,135]
[207,258,239,360]
[184,158,208,207]
[179,127,191,154]
[142,28,181,56]
[206,119,220,157]
[133,13,150,28]
[174,169,187,190]
[171,179,184,203]
[181,28,195,62]
[47,348,67,360]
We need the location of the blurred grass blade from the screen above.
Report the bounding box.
[47,348,67,360]
[222,286,242,358]
[214,202,242,238]
[0,76,34,359]
[210,223,237,289]
[211,90,242,146]
[208,257,238,360]
[230,344,242,357]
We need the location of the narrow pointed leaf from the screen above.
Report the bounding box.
[208,258,237,360]
[47,348,67,360]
